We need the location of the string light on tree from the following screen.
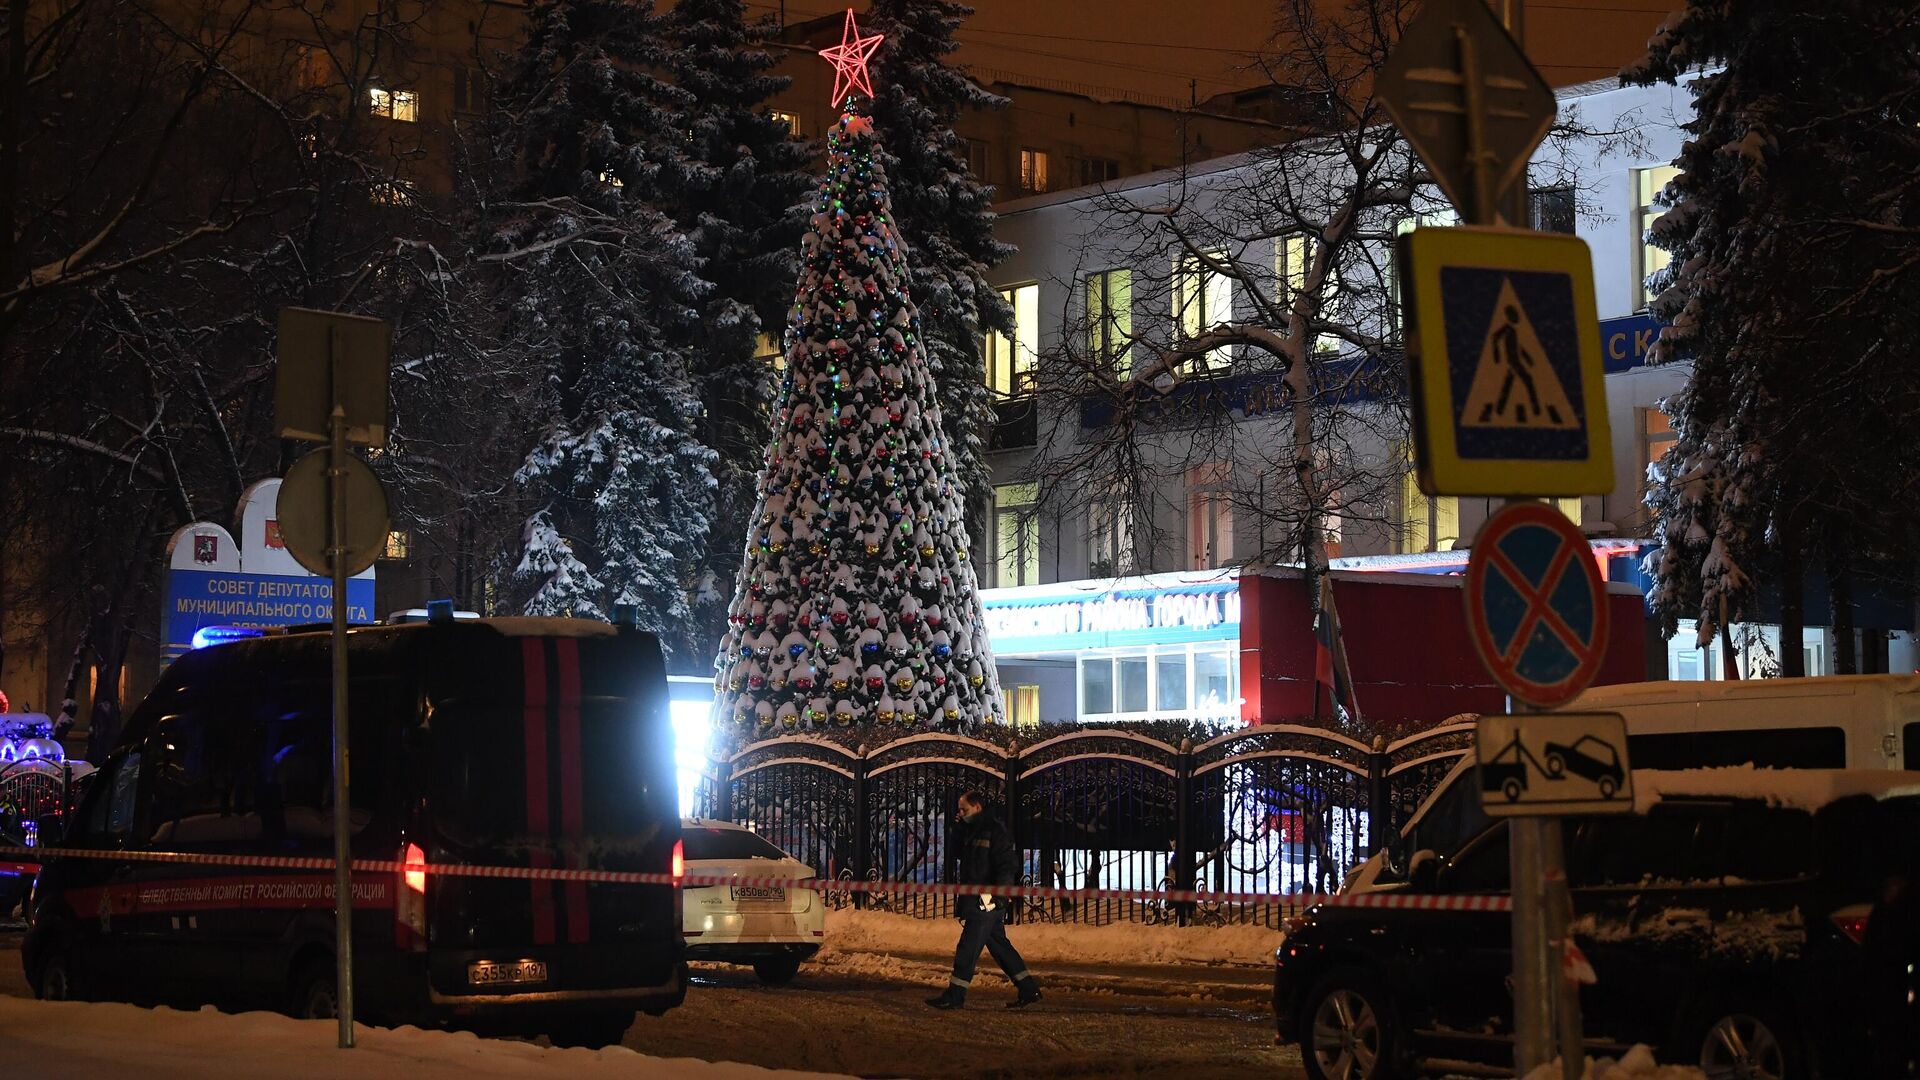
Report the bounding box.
[712,10,1004,742]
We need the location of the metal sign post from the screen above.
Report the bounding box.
[326,357,354,1050]
[274,308,391,1050]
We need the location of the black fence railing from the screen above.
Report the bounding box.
[696,721,1475,927]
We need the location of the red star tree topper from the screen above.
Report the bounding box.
[818,8,883,107]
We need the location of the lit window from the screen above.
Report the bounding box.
[383,530,411,560]
[1009,685,1040,728]
[1176,251,1234,371]
[1078,646,1237,722]
[1188,463,1234,569]
[1400,447,1458,554]
[1384,212,1456,329]
[598,169,624,189]
[1634,164,1680,309]
[369,179,417,206]
[992,482,1039,588]
[771,110,800,137]
[756,333,785,373]
[294,44,331,90]
[368,86,419,122]
[985,284,1038,396]
[1019,148,1050,193]
[1086,268,1132,376]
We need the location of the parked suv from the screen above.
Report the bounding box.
[22,616,686,1048]
[1275,763,1920,1080]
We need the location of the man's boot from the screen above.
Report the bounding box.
[925,985,965,1010]
[1006,976,1042,1009]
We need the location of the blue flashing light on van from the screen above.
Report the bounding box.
[190,625,267,650]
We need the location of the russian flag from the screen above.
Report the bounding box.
[1313,579,1361,725]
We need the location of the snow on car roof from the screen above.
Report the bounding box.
[1633,766,1920,813]
[1574,672,1920,709]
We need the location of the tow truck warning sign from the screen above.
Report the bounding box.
[1475,711,1632,817]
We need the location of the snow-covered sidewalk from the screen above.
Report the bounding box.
[818,905,1281,968]
[0,997,854,1080]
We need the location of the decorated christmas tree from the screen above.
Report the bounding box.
[713,12,1004,741]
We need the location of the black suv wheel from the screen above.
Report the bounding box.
[1689,999,1801,1080]
[1300,966,1403,1080]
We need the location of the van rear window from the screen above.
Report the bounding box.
[1904,722,1919,770]
[1628,726,1846,770]
[683,827,788,862]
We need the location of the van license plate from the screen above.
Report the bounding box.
[468,960,549,986]
[731,885,785,901]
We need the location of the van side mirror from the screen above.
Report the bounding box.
[1407,848,1441,892]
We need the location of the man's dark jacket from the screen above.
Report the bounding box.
[951,810,1021,913]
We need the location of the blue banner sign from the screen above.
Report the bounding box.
[982,582,1240,655]
[164,571,376,659]
[1600,313,1663,374]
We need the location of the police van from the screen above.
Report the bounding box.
[21,614,685,1048]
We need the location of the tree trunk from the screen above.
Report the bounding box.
[1779,541,1806,677]
[1831,540,1857,675]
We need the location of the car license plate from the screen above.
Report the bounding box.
[731,885,786,902]
[468,960,549,987]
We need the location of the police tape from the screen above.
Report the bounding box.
[0,843,1514,913]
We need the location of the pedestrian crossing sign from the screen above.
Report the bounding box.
[1398,226,1613,496]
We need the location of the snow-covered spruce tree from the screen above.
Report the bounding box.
[657,0,816,659]
[494,0,718,637]
[1625,1,1920,667]
[713,96,1004,742]
[864,0,1013,522]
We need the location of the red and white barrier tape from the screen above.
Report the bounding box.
[0,844,1513,913]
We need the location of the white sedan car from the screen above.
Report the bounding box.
[679,818,824,984]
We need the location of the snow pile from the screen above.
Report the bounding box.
[0,997,853,1080]
[820,906,1279,967]
[1521,1044,1705,1080]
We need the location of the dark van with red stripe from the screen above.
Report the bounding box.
[21,616,685,1047]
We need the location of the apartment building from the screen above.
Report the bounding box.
[968,74,1919,727]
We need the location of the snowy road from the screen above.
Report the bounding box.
[0,927,1304,1078]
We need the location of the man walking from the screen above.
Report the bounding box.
[925,789,1041,1010]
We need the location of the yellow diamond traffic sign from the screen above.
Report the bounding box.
[1399,226,1612,497]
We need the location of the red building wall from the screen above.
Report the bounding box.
[1239,569,1649,735]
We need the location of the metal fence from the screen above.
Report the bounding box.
[695,721,1475,927]
[0,760,78,848]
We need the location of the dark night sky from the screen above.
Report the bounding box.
[749,0,1674,104]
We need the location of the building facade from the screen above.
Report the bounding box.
[968,73,1918,728]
